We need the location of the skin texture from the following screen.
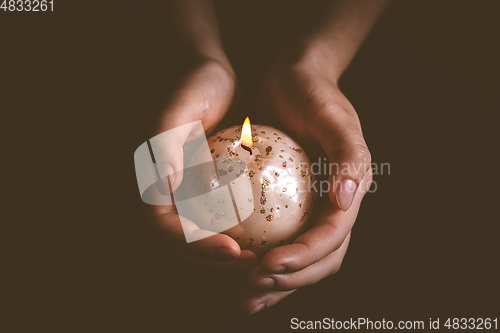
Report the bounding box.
[142,0,390,315]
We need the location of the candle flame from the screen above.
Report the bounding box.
[241,117,253,148]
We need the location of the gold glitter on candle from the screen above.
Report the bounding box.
[260,178,270,205]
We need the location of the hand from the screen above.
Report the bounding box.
[238,43,373,314]
[142,58,260,277]
[140,0,264,301]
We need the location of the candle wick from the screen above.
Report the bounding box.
[242,144,253,155]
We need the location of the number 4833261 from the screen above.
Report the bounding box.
[1,0,54,11]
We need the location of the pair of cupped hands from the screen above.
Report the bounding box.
[142,44,373,315]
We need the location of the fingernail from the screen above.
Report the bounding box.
[156,164,175,195]
[254,277,275,289]
[214,248,238,260]
[163,165,176,190]
[167,174,176,190]
[268,264,286,273]
[335,179,358,212]
[250,303,265,315]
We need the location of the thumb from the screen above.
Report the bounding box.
[309,104,372,212]
[328,139,372,212]
[148,61,235,193]
[148,122,194,194]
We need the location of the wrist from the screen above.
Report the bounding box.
[297,37,345,83]
[275,37,344,84]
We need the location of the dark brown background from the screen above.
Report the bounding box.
[1,0,499,331]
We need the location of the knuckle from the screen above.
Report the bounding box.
[333,142,371,164]
[153,206,178,219]
[349,143,371,165]
[304,91,344,126]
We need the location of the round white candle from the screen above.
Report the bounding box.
[184,123,317,256]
